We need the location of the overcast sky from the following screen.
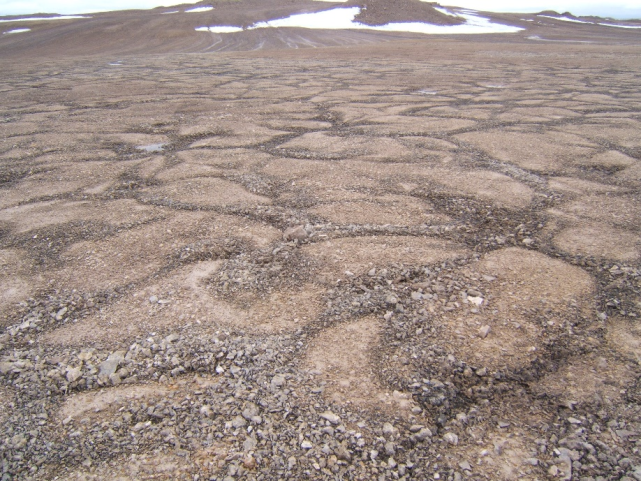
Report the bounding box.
[0,0,640,19]
[446,1,641,19]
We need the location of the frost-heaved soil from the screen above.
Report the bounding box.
[1,27,641,481]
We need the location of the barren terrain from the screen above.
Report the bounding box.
[1,2,641,480]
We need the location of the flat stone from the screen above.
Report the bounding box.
[479,325,491,339]
[98,351,125,377]
[283,225,308,241]
[443,432,459,445]
[320,411,341,425]
[66,367,82,383]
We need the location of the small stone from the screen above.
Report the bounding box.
[243,455,257,470]
[382,422,395,436]
[283,225,307,241]
[335,444,352,461]
[242,402,260,421]
[443,433,459,445]
[459,461,471,471]
[301,440,313,450]
[388,457,397,469]
[0,362,12,375]
[320,411,341,425]
[271,374,286,389]
[244,436,257,451]
[231,416,247,429]
[149,295,158,304]
[415,428,433,441]
[524,458,539,466]
[368,268,376,276]
[478,325,491,339]
[468,296,484,306]
[99,351,125,378]
[384,441,395,456]
[66,367,82,383]
[409,425,424,433]
[164,333,179,343]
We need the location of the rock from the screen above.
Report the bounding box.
[409,425,424,433]
[66,367,82,383]
[244,436,258,451]
[385,295,399,305]
[77,350,94,361]
[164,333,179,343]
[468,296,484,306]
[384,441,395,456]
[557,448,573,481]
[283,225,307,241]
[231,416,247,429]
[0,362,14,375]
[271,374,286,389]
[459,461,471,471]
[149,295,158,304]
[415,428,433,441]
[98,351,125,378]
[242,402,260,421]
[320,411,341,425]
[301,440,313,450]
[243,455,257,470]
[443,433,459,445]
[478,325,491,339]
[382,422,396,436]
[335,444,352,461]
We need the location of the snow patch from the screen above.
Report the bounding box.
[185,6,213,13]
[433,6,458,18]
[598,22,641,29]
[2,28,30,34]
[196,26,243,33]
[250,7,523,34]
[538,15,592,24]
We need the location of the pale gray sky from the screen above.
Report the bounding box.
[446,1,641,19]
[0,0,639,19]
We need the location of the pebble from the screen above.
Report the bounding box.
[320,411,341,425]
[283,225,308,241]
[382,422,396,436]
[443,433,459,445]
[478,325,491,339]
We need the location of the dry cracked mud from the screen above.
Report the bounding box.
[1,3,641,480]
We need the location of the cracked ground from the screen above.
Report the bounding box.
[1,37,641,481]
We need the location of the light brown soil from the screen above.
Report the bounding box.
[1,5,641,480]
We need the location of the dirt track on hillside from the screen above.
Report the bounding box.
[0,25,641,481]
